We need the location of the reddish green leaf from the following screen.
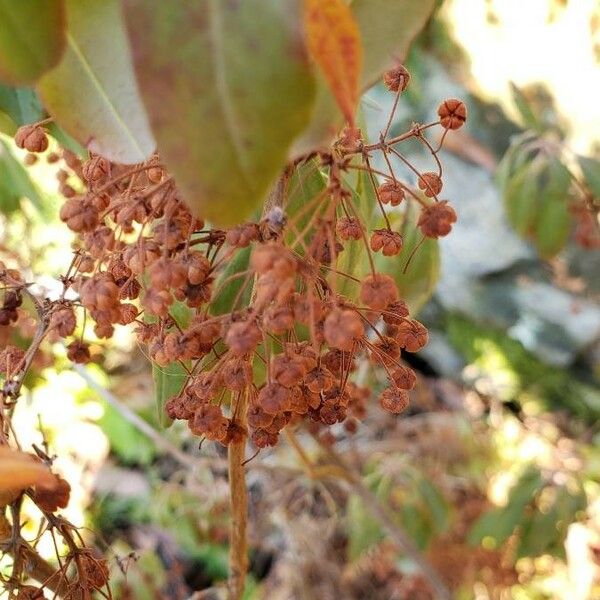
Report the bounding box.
[123,0,316,226]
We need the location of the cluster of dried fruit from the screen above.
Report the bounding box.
[2,66,465,454]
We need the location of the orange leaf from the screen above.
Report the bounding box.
[0,447,56,499]
[304,0,363,125]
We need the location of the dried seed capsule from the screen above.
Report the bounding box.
[370,229,403,256]
[377,180,405,206]
[360,273,399,311]
[418,200,457,238]
[14,124,48,153]
[417,172,443,197]
[437,98,467,130]
[379,387,410,414]
[383,65,411,92]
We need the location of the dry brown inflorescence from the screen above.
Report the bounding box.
[0,65,466,597]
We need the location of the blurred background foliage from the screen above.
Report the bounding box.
[0,0,599,598]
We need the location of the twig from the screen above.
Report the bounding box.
[309,431,452,600]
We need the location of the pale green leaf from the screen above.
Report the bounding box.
[123,0,316,226]
[578,155,600,202]
[38,0,155,164]
[0,0,66,85]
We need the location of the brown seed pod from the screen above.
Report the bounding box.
[377,180,405,206]
[437,98,467,130]
[323,307,364,351]
[418,200,457,238]
[379,387,410,414]
[32,475,71,512]
[14,124,48,153]
[360,273,399,312]
[336,216,363,241]
[370,229,403,256]
[390,365,417,390]
[393,319,428,352]
[383,64,411,93]
[66,340,91,364]
[417,172,443,197]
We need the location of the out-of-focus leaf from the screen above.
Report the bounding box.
[38,0,155,164]
[347,474,392,559]
[418,478,449,534]
[123,0,316,226]
[503,153,572,258]
[510,82,543,132]
[304,0,362,124]
[0,136,45,214]
[211,246,252,317]
[0,109,15,136]
[294,0,435,154]
[0,0,66,85]
[533,156,572,258]
[150,301,192,429]
[98,403,156,465]
[352,0,435,88]
[0,84,44,125]
[578,155,600,205]
[469,467,543,547]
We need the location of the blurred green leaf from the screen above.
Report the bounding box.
[503,152,572,258]
[0,0,66,85]
[123,0,316,226]
[510,82,543,132]
[469,467,543,547]
[0,136,45,214]
[0,109,16,136]
[352,0,436,89]
[98,402,156,465]
[418,478,449,534]
[38,0,155,163]
[151,301,192,429]
[578,155,600,205]
[0,84,44,125]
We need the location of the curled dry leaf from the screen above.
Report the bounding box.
[304,0,363,125]
[0,446,57,501]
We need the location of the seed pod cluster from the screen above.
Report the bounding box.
[5,65,465,452]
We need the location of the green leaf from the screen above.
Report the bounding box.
[0,109,16,136]
[0,136,45,214]
[0,84,44,125]
[0,0,66,85]
[123,0,316,226]
[211,245,252,317]
[418,479,449,534]
[578,155,600,202]
[150,301,192,429]
[469,467,543,547]
[509,82,543,132]
[98,402,156,465]
[532,156,572,258]
[37,0,155,164]
[352,0,436,88]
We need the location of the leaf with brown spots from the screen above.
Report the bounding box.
[304,0,363,125]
